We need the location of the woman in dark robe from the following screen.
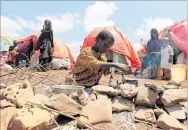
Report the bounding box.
[140,28,162,78]
[35,20,54,70]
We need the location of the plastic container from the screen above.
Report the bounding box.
[171,64,187,83]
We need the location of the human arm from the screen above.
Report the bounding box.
[50,29,54,48]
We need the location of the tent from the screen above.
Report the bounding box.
[0,36,14,46]
[17,32,74,68]
[159,20,187,55]
[82,26,141,69]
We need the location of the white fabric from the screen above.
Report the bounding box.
[160,45,174,69]
[51,57,70,70]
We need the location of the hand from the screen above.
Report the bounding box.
[116,63,131,74]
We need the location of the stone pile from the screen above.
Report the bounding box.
[0,79,187,130]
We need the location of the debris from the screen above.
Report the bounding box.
[77,89,89,106]
[135,109,156,124]
[0,83,6,89]
[161,85,178,90]
[165,104,186,120]
[161,89,187,107]
[91,85,121,96]
[34,84,53,98]
[0,99,16,108]
[157,113,185,130]
[144,83,164,93]
[135,86,158,107]
[120,83,138,98]
[154,109,166,118]
[78,99,112,128]
[112,96,134,112]
[49,93,83,116]
[0,107,16,130]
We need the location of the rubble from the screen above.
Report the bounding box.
[0,83,6,89]
[154,109,166,118]
[49,93,83,116]
[0,107,17,130]
[120,83,138,98]
[78,99,112,128]
[162,85,178,90]
[8,107,58,130]
[0,99,16,108]
[135,109,156,123]
[144,83,164,93]
[135,86,158,107]
[157,113,185,130]
[161,88,187,107]
[112,96,134,112]
[91,85,121,96]
[34,84,53,98]
[77,89,89,106]
[165,104,186,120]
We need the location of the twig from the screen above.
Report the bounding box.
[134,119,154,125]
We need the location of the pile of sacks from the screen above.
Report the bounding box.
[0,79,187,130]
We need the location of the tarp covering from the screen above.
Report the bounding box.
[0,36,14,46]
[159,20,187,55]
[17,32,74,68]
[82,26,141,69]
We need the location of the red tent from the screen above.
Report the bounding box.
[159,20,187,55]
[82,26,141,69]
[17,32,75,68]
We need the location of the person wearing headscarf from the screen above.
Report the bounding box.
[140,28,162,78]
[35,20,54,71]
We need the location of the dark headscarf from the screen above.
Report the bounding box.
[146,28,162,53]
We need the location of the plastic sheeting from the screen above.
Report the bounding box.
[82,26,141,69]
[159,20,187,55]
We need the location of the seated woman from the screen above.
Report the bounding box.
[140,28,162,79]
[71,30,131,87]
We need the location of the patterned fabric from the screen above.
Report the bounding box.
[71,47,107,87]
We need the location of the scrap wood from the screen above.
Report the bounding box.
[26,101,105,130]
[134,119,154,125]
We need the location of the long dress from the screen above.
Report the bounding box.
[35,28,54,68]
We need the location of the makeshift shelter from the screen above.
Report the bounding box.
[17,32,74,69]
[159,20,187,55]
[0,36,14,46]
[82,26,141,69]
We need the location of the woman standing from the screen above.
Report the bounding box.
[35,20,54,70]
[140,28,162,79]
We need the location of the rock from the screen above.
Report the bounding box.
[180,102,187,110]
[154,109,166,118]
[96,93,109,100]
[161,89,187,107]
[77,89,89,106]
[135,86,158,107]
[162,85,178,90]
[165,104,186,120]
[168,81,181,86]
[8,107,58,130]
[144,83,164,93]
[0,83,6,89]
[0,99,16,108]
[89,93,97,101]
[112,96,134,112]
[3,80,34,107]
[49,94,82,116]
[78,99,112,128]
[0,107,16,130]
[34,94,50,106]
[120,83,138,98]
[108,80,118,89]
[34,84,53,98]
[135,109,156,123]
[157,114,185,130]
[91,85,121,96]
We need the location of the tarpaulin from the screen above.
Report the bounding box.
[82,26,141,69]
[17,32,74,68]
[159,20,187,55]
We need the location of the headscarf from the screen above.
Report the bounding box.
[146,28,162,53]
